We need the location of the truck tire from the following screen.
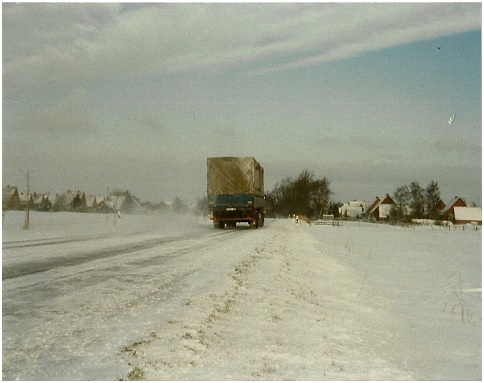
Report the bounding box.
[251,214,260,229]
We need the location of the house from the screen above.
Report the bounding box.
[2,185,20,210]
[31,192,46,210]
[45,194,58,208]
[339,200,369,218]
[106,195,126,212]
[19,191,33,210]
[434,199,446,214]
[60,190,87,212]
[439,196,467,221]
[366,194,396,221]
[33,192,54,211]
[95,195,109,212]
[85,195,98,212]
[453,207,482,225]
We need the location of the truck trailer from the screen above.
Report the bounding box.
[207,157,265,229]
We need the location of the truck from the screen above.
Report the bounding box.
[207,156,265,229]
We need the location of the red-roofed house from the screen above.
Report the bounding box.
[366,194,396,221]
[440,196,467,221]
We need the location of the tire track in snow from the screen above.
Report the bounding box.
[2,233,115,249]
[3,230,233,280]
[3,227,245,380]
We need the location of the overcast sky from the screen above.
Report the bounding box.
[3,3,482,205]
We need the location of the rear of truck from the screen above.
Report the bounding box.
[207,157,265,229]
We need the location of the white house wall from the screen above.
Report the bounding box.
[379,204,393,219]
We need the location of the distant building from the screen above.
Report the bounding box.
[2,185,20,210]
[19,191,33,210]
[95,195,109,212]
[31,192,47,210]
[85,195,98,212]
[439,196,467,221]
[59,190,87,212]
[366,194,396,221]
[453,207,482,225]
[339,200,369,218]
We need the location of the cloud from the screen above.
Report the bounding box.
[134,116,169,133]
[14,106,98,136]
[246,3,481,75]
[3,3,480,98]
[431,133,482,157]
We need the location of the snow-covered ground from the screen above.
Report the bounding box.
[2,211,481,380]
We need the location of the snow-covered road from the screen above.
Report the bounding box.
[2,212,481,380]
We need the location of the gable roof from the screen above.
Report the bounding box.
[367,194,395,215]
[19,192,32,203]
[380,194,395,205]
[435,199,446,212]
[3,185,18,198]
[366,197,380,215]
[3,185,20,209]
[31,193,45,205]
[85,195,96,208]
[440,196,467,217]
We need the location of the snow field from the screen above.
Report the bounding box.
[305,221,481,380]
[2,212,481,380]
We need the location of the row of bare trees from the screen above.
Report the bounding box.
[266,170,333,218]
[390,180,441,221]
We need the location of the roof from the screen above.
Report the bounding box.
[19,192,32,203]
[380,194,395,205]
[367,195,395,215]
[454,207,481,222]
[85,195,96,207]
[440,196,467,216]
[32,194,44,204]
[366,197,380,214]
[3,185,19,206]
[3,185,18,197]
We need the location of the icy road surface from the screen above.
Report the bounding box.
[2,212,481,380]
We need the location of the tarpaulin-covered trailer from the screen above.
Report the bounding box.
[207,157,265,229]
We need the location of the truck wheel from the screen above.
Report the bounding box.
[251,214,259,229]
[218,222,225,229]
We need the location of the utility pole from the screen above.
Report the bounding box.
[106,187,109,226]
[22,171,31,230]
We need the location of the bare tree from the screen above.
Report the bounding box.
[267,170,333,218]
[392,184,411,222]
[409,181,425,218]
[309,177,333,218]
[425,181,441,219]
